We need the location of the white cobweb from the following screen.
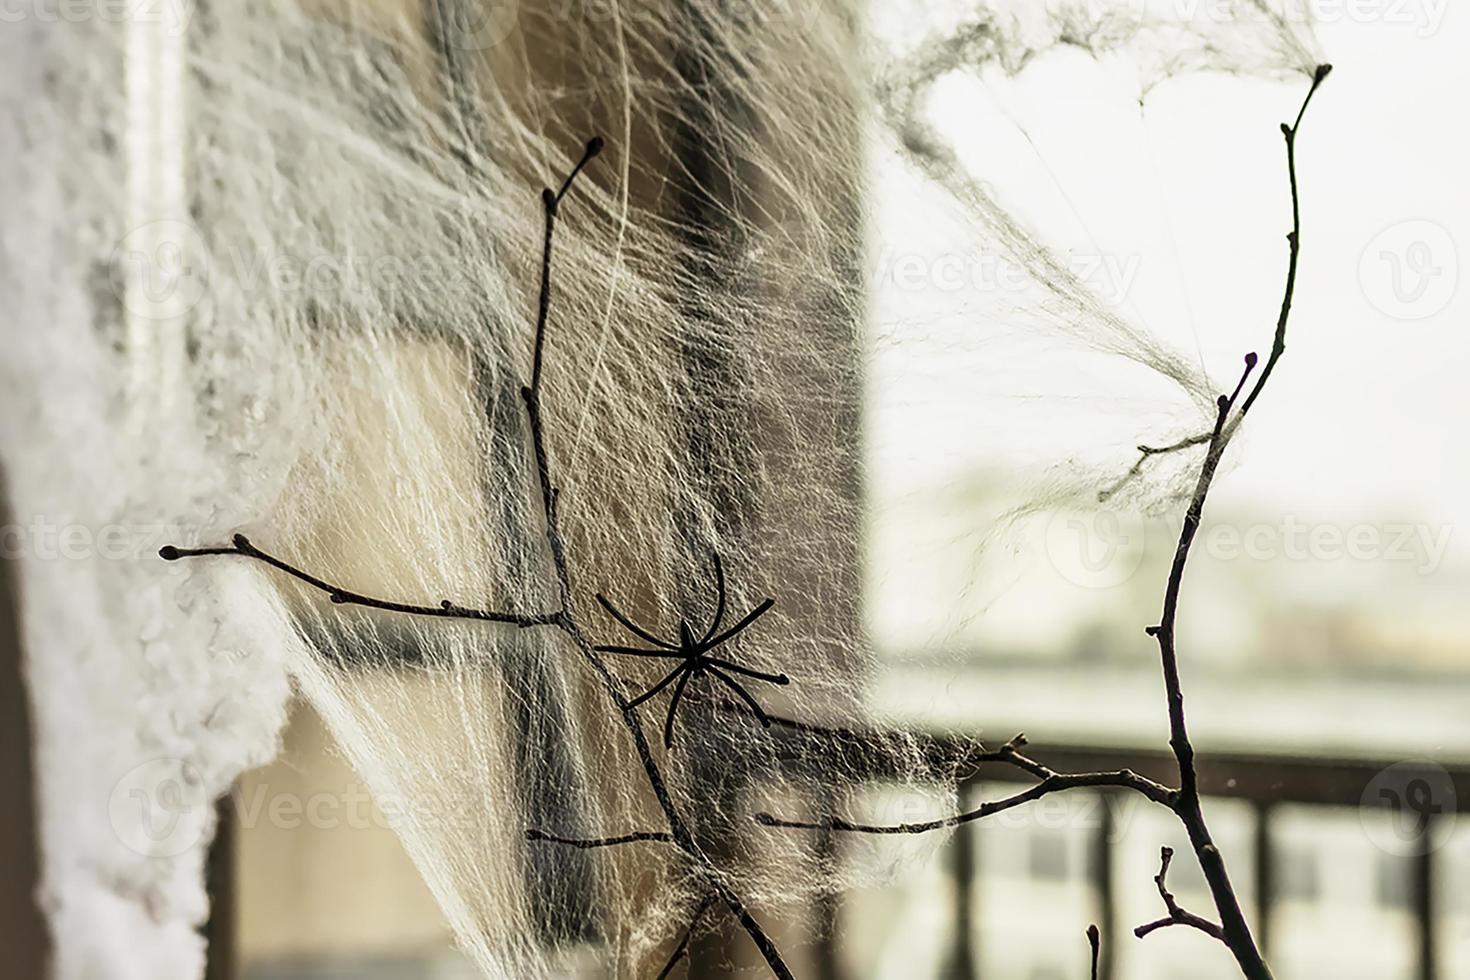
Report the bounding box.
[0,0,1320,976]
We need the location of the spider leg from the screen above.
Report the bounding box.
[662,668,695,749]
[627,661,691,710]
[594,645,685,660]
[701,657,789,686]
[699,550,728,645]
[595,593,679,650]
[703,597,775,650]
[707,666,772,728]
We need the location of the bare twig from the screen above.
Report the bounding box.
[162,139,797,980]
[1098,432,1210,502]
[1133,846,1224,941]
[714,700,1165,789]
[976,731,1176,805]
[754,730,1175,832]
[756,64,1333,980]
[756,766,1170,834]
[160,536,561,627]
[525,829,675,850]
[1235,63,1333,422]
[530,137,603,394]
[1128,350,1267,976]
[1087,924,1101,980]
[1128,63,1332,980]
[466,140,797,980]
[1100,64,1332,503]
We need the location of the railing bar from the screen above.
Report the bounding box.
[1092,792,1116,980]
[763,726,1470,977]
[813,783,842,980]
[204,793,236,980]
[767,726,1470,811]
[952,776,980,980]
[1253,801,1273,956]
[1415,815,1436,980]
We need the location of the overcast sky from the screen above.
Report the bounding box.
[868,5,1468,546]
[865,4,1469,662]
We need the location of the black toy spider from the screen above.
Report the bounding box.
[594,553,787,748]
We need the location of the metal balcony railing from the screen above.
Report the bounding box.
[791,734,1470,980]
[207,722,1470,980]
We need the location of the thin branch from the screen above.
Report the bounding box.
[1099,64,1332,504]
[1142,350,1264,973]
[1128,66,1331,980]
[555,137,605,205]
[1234,63,1333,422]
[520,387,574,610]
[510,144,793,976]
[755,766,1171,834]
[1133,846,1224,941]
[755,67,1332,980]
[1098,432,1210,502]
[521,142,605,611]
[750,725,1175,831]
[159,536,558,628]
[525,829,674,850]
[1088,924,1101,980]
[531,136,604,394]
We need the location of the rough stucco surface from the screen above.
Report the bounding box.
[0,20,293,979]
